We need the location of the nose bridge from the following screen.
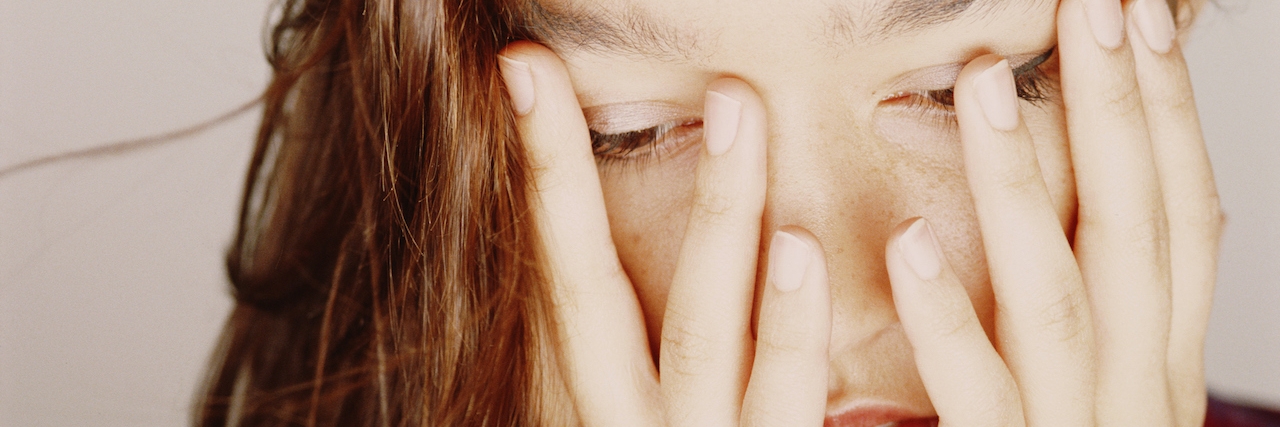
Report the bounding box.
[758,89,901,354]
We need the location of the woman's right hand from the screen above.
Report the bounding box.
[498,42,834,426]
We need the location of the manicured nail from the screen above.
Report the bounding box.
[704,90,742,156]
[899,219,941,281]
[497,55,535,116]
[1084,0,1125,50]
[1134,0,1176,54]
[768,230,810,292]
[974,60,1020,132]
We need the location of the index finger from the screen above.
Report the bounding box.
[498,41,659,426]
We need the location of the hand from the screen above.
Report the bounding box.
[498,42,833,425]
[883,0,1221,426]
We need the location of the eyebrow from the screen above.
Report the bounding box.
[827,0,991,45]
[519,1,704,61]
[521,0,1029,59]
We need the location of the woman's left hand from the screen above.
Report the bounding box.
[884,0,1222,426]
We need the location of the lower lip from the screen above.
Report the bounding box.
[823,404,938,427]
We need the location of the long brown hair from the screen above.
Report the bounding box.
[194,0,1204,425]
[194,0,561,425]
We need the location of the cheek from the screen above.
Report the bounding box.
[871,101,1075,335]
[872,112,996,332]
[600,102,1075,354]
[599,150,699,352]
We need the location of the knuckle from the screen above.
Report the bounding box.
[530,163,560,192]
[755,330,816,358]
[970,382,1023,425]
[1100,78,1146,118]
[659,315,719,374]
[1078,207,1170,256]
[1184,196,1227,239]
[990,161,1047,197]
[1125,210,1171,255]
[1208,207,1228,239]
[1145,82,1197,122]
[1029,284,1091,345]
[689,185,736,220]
[756,315,825,358]
[1164,186,1226,242]
[1161,88,1197,117]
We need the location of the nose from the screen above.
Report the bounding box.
[757,99,904,356]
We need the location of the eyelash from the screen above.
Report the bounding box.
[590,119,704,168]
[892,56,1057,114]
[589,50,1058,166]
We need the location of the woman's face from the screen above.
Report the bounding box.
[539,0,1075,416]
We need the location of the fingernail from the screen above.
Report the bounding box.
[768,230,810,293]
[899,219,941,281]
[498,55,535,116]
[974,60,1020,132]
[704,90,742,156]
[1134,0,1176,54]
[1084,0,1125,50]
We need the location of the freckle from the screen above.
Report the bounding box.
[623,230,644,248]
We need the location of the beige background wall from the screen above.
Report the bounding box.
[1,1,1276,425]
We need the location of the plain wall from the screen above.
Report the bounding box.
[1,0,1276,425]
[1,1,260,425]
[1191,0,1280,407]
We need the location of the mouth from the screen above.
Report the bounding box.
[823,402,939,427]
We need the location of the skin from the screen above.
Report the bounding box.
[498,0,1221,425]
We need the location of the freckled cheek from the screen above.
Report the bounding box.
[870,104,1073,334]
[598,151,700,352]
[596,103,1073,349]
[870,109,988,312]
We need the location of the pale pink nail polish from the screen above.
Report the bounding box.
[1084,0,1126,49]
[703,90,742,156]
[497,55,535,116]
[768,230,810,292]
[974,60,1020,132]
[1134,0,1176,54]
[899,219,941,281]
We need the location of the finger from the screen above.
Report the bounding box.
[498,42,659,426]
[955,55,1096,427]
[740,227,830,427]
[1128,1,1224,425]
[886,218,1025,427]
[659,79,768,426]
[1060,0,1176,424]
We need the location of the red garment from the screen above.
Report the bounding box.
[1206,396,1280,427]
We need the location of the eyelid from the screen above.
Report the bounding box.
[583,102,701,135]
[879,46,1058,98]
[1012,47,1055,75]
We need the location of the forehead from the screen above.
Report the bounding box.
[530,0,1057,61]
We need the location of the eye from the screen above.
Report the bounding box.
[589,119,704,165]
[886,47,1058,112]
